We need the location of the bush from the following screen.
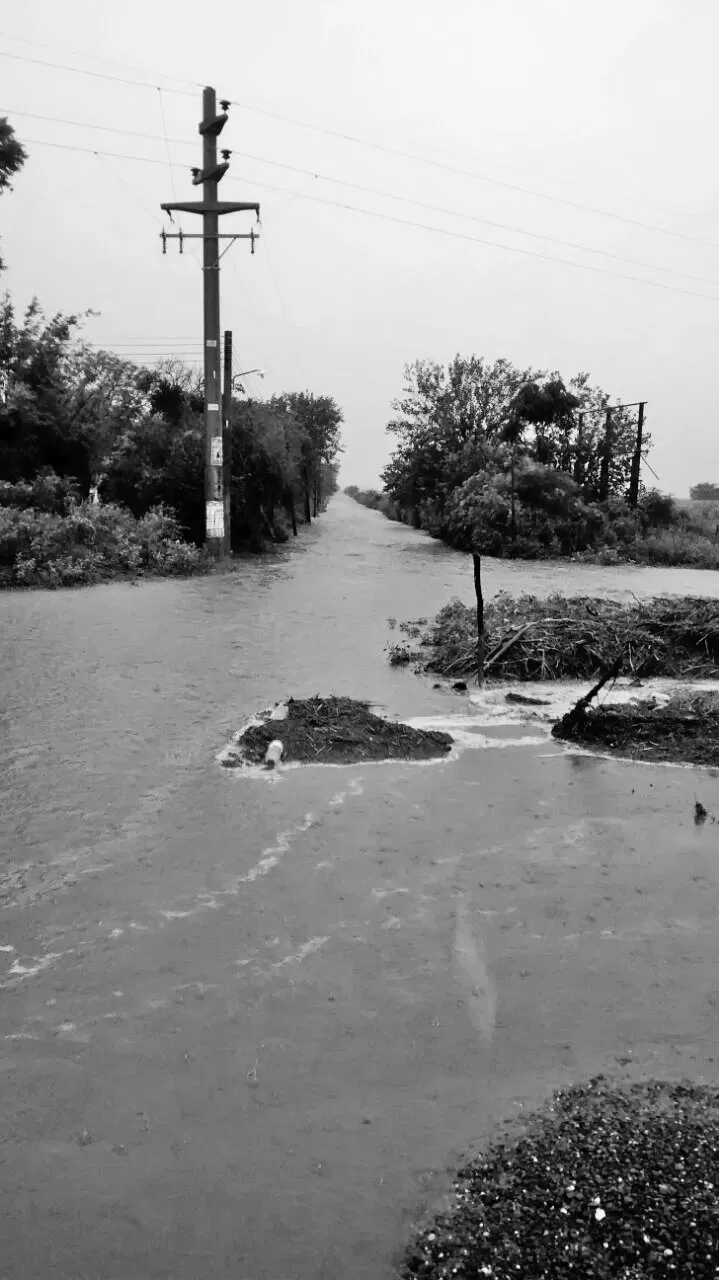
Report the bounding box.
[0,500,207,588]
[0,471,81,515]
[633,528,719,568]
[639,488,677,528]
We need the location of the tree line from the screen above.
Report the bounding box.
[374,355,658,558]
[0,296,343,548]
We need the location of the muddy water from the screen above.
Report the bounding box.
[1,492,719,1280]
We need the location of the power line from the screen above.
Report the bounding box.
[259,223,291,320]
[0,30,200,88]
[15,138,719,303]
[219,95,719,254]
[0,49,196,95]
[94,150,165,227]
[83,339,202,345]
[241,179,719,304]
[1,106,193,148]
[157,87,181,228]
[245,165,719,291]
[85,347,203,353]
[12,114,719,286]
[21,136,177,165]
[3,50,718,252]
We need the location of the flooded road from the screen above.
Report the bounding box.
[2,493,719,1278]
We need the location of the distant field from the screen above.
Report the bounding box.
[676,499,719,518]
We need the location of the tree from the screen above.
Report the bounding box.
[0,297,92,487]
[1,119,27,272]
[59,343,151,491]
[383,357,652,544]
[0,297,157,496]
[690,482,719,501]
[383,355,534,525]
[229,399,304,548]
[503,377,580,542]
[270,392,343,522]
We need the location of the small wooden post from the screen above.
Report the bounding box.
[473,552,485,685]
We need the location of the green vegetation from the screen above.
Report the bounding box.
[348,355,716,567]
[0,117,26,272]
[389,593,719,682]
[689,482,719,501]
[0,498,204,588]
[0,298,342,587]
[0,125,343,588]
[343,485,401,519]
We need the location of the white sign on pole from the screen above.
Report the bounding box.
[206,500,225,538]
[210,438,223,466]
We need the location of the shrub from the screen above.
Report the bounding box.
[639,488,677,528]
[0,471,81,515]
[633,529,719,568]
[0,500,207,588]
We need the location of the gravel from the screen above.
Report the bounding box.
[400,1077,719,1279]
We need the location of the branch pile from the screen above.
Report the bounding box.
[403,593,719,682]
[553,689,719,766]
[226,696,453,767]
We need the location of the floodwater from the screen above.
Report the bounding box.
[1,492,718,1279]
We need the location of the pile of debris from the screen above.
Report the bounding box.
[223,696,453,768]
[401,1076,719,1279]
[391,593,719,683]
[553,689,719,767]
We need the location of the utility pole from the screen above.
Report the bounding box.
[598,407,613,503]
[222,330,233,554]
[160,87,260,559]
[628,401,647,508]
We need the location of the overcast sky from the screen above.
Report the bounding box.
[2,0,717,494]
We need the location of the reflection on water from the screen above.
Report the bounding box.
[2,491,719,872]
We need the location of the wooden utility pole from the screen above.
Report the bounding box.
[160,87,260,559]
[222,330,233,553]
[628,401,647,508]
[598,407,613,502]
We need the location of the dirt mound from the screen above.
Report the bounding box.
[553,690,719,766]
[401,1076,719,1279]
[226,696,454,767]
